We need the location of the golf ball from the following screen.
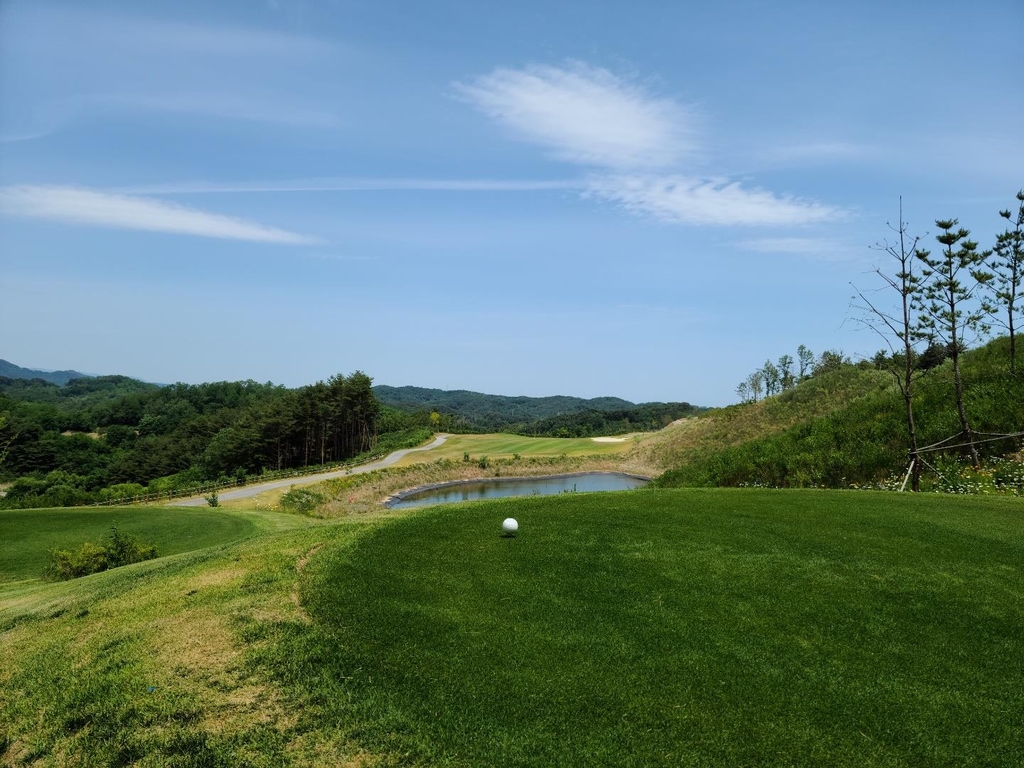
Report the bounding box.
[502,518,519,534]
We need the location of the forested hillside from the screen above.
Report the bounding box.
[0,372,420,508]
[374,384,702,435]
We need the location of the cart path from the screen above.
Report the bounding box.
[171,434,450,507]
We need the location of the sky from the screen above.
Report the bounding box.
[1,1,1021,406]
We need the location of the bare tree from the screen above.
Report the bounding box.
[851,199,927,490]
[986,190,1024,375]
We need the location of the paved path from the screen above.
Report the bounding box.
[172,434,450,507]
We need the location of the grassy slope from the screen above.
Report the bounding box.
[285,490,1022,767]
[0,507,267,584]
[635,366,890,472]
[0,509,338,766]
[647,337,1024,488]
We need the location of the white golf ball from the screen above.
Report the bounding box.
[502,518,519,535]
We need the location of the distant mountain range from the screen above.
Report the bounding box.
[373,385,638,424]
[0,360,696,430]
[0,359,92,386]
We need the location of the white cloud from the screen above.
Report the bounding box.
[0,185,319,244]
[454,62,698,170]
[456,61,846,226]
[586,175,844,226]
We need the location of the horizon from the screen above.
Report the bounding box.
[2,1,1021,407]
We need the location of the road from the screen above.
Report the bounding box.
[172,434,450,507]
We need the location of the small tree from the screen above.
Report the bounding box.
[813,350,849,376]
[777,354,795,390]
[797,345,814,380]
[746,371,764,402]
[736,380,753,404]
[987,190,1024,375]
[915,219,993,467]
[761,360,781,396]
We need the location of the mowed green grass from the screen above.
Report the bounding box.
[277,489,1024,767]
[0,507,266,584]
[394,432,634,467]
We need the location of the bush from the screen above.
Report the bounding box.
[47,527,158,580]
[206,491,219,507]
[280,487,325,515]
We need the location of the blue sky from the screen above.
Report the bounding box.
[1,0,1021,406]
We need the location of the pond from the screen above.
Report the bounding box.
[385,472,650,510]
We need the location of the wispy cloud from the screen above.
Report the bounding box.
[587,176,843,227]
[737,236,865,261]
[455,61,698,170]
[117,178,583,195]
[0,185,319,244]
[456,61,845,227]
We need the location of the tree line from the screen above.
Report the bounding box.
[0,372,399,508]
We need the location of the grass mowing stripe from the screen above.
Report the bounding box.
[282,489,1024,767]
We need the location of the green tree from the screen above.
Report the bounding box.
[915,219,993,467]
[797,345,814,380]
[987,190,1024,375]
[761,360,781,396]
[777,354,795,390]
[746,371,764,402]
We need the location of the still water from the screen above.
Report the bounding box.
[386,472,650,509]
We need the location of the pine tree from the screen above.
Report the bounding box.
[915,220,993,467]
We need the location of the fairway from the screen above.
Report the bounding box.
[0,507,264,583]
[393,432,636,467]
[286,489,1024,766]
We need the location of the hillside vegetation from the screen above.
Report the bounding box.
[651,337,1024,489]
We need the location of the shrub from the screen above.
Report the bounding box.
[47,527,158,580]
[206,491,219,507]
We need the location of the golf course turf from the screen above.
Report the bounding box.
[0,506,262,584]
[1,489,1022,765]
[274,488,1023,766]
